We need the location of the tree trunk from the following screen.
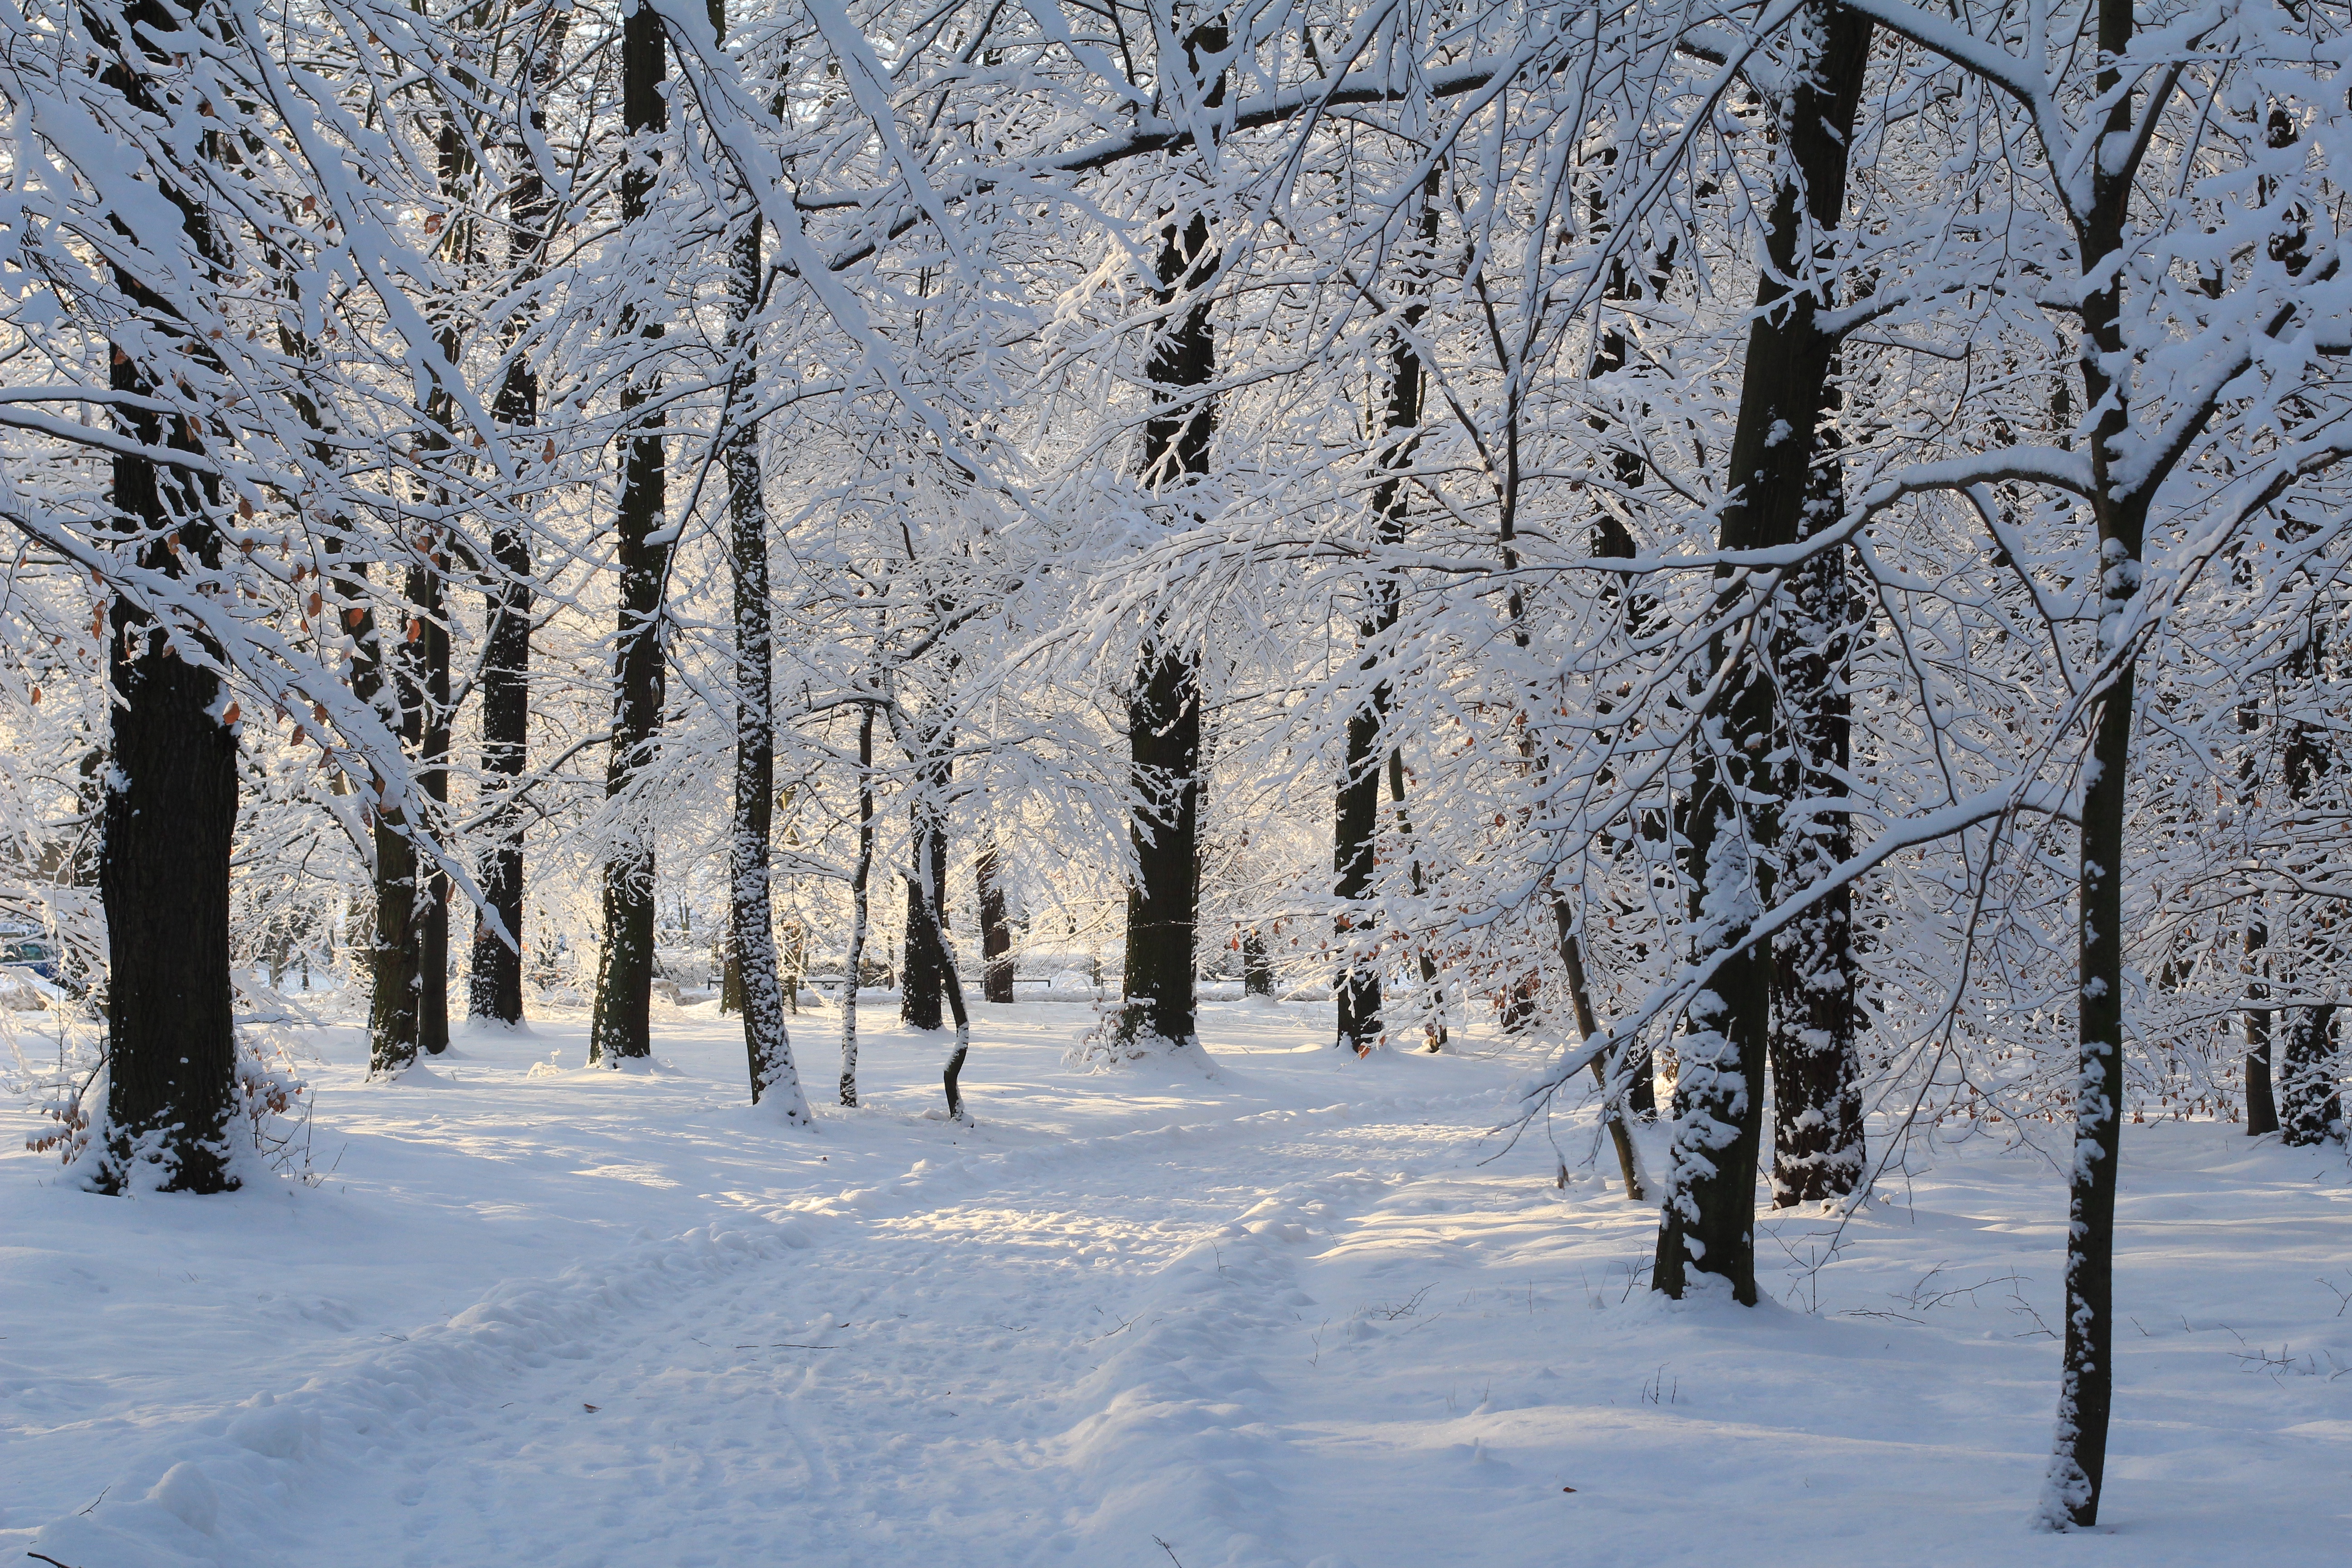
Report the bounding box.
[1241,930,1273,997]
[2277,1004,2340,1145]
[590,1,670,1065]
[839,708,876,1106]
[1117,25,1220,1056]
[2044,0,2141,1524]
[2279,688,2339,1144]
[1122,637,1203,1049]
[901,753,949,1029]
[469,14,566,1025]
[91,0,239,1192]
[977,838,1014,1003]
[1386,750,1447,1049]
[906,863,975,1123]
[2245,916,2278,1137]
[1333,697,1382,1054]
[1336,172,1440,1055]
[1554,903,1643,1200]
[717,128,807,1119]
[1655,0,1871,1303]
[1769,420,1862,1205]
[416,557,451,1056]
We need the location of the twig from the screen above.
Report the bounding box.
[1152,1537,1185,1568]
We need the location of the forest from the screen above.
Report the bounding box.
[1,0,2348,1562]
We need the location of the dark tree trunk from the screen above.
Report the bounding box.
[905,863,975,1123]
[977,838,1015,1003]
[1241,931,1273,997]
[1386,750,1447,1049]
[2246,919,2278,1135]
[1332,699,1382,1054]
[1554,904,1643,1200]
[2045,0,2142,1524]
[1655,1,1872,1304]
[839,709,876,1106]
[2279,684,2339,1145]
[717,131,806,1118]
[590,3,670,1065]
[901,755,949,1029]
[416,559,451,1057]
[469,15,565,1025]
[1769,426,1862,1205]
[1333,177,1436,1055]
[1122,640,1203,1047]
[91,0,239,1192]
[1118,25,1220,1055]
[2278,1004,2340,1145]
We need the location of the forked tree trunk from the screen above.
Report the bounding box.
[92,0,239,1192]
[1656,1,1871,1303]
[590,1,671,1065]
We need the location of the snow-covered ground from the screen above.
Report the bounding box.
[4,1000,2347,1567]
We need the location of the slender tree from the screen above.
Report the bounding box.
[590,0,673,1065]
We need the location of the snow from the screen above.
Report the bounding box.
[4,1001,2347,1567]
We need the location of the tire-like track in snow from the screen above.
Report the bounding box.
[19,1089,1495,1568]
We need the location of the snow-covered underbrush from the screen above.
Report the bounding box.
[3,1001,2345,1566]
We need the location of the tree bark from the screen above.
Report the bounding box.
[590,0,670,1065]
[1386,749,1447,1049]
[839,708,876,1106]
[2044,0,2142,1524]
[977,837,1015,1002]
[1117,24,1221,1055]
[715,58,807,1117]
[92,0,239,1191]
[1655,1,1871,1303]
[2278,670,2340,1145]
[469,14,566,1025]
[1241,930,1273,997]
[1554,903,1643,1200]
[900,747,949,1029]
[1769,415,1862,1205]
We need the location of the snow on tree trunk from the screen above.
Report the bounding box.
[2043,0,2142,1522]
[719,143,807,1121]
[977,838,1014,1004]
[90,0,239,1191]
[590,1,671,1067]
[469,13,566,1027]
[1118,210,1216,1051]
[901,747,949,1030]
[839,709,876,1107]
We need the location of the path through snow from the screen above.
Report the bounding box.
[5,1000,2347,1566]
